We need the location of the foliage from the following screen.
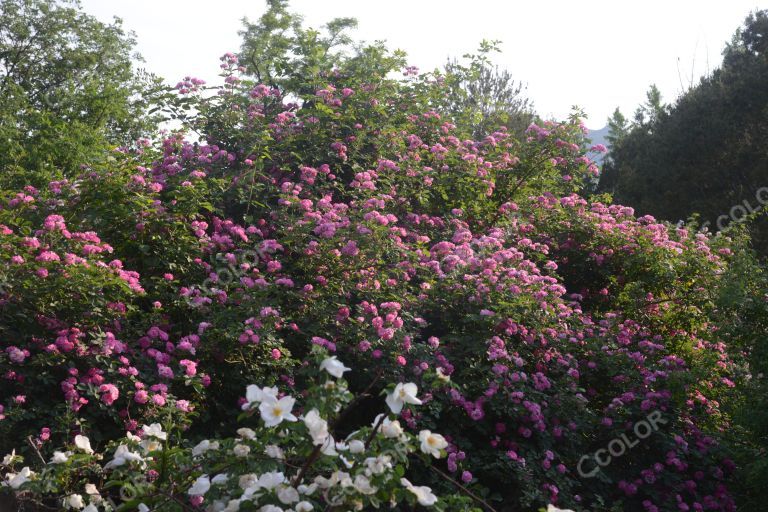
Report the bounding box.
[0,0,163,190]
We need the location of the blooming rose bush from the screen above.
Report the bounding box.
[0,3,759,510]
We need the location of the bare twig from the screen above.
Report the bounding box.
[26,436,46,465]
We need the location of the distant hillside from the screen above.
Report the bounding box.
[587,125,610,164]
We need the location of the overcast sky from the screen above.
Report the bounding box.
[80,0,766,129]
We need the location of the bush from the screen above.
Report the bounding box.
[0,2,759,511]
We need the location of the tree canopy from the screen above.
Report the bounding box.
[0,0,162,188]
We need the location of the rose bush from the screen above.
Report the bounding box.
[0,2,760,511]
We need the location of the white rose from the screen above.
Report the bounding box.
[303,409,330,445]
[142,423,167,440]
[264,444,285,459]
[223,499,241,512]
[188,475,211,496]
[259,396,298,427]
[401,478,438,506]
[65,494,85,509]
[192,439,213,457]
[319,356,351,379]
[385,383,422,414]
[242,385,279,410]
[418,430,448,458]
[1,450,16,466]
[50,451,70,464]
[353,475,377,495]
[237,427,256,440]
[379,417,403,438]
[104,444,144,470]
[277,485,299,504]
[74,435,94,454]
[348,439,365,454]
[6,467,34,489]
[257,471,287,490]
[233,444,251,457]
[211,473,229,485]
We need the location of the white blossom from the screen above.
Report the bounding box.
[314,471,351,489]
[257,471,287,490]
[237,427,256,440]
[303,409,330,445]
[348,439,365,454]
[211,473,229,485]
[222,499,242,512]
[74,435,93,454]
[259,396,298,427]
[239,473,259,490]
[5,467,33,489]
[233,444,251,457]
[192,439,220,457]
[378,416,403,438]
[319,356,351,379]
[104,444,144,470]
[1,450,16,466]
[401,478,438,506]
[264,444,285,460]
[50,451,71,464]
[385,383,422,414]
[320,435,338,456]
[297,483,317,495]
[242,385,279,410]
[188,474,211,496]
[277,485,300,504]
[142,423,167,440]
[363,455,392,476]
[64,494,85,509]
[418,430,448,458]
[353,474,377,495]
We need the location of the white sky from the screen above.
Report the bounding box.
[81,0,766,129]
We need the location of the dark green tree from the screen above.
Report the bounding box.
[599,10,768,251]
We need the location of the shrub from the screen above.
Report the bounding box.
[0,3,756,511]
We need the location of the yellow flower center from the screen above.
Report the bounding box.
[273,407,283,416]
